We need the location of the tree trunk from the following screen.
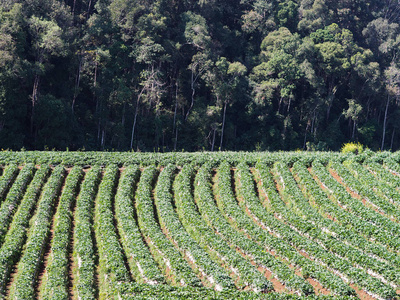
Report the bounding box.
[381,94,390,150]
[173,80,178,145]
[186,65,197,121]
[31,74,40,135]
[72,53,83,113]
[219,100,227,151]
[390,128,395,150]
[211,127,216,152]
[352,120,356,140]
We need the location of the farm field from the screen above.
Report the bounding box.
[0,151,400,299]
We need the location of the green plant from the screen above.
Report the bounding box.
[341,142,363,154]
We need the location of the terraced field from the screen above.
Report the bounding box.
[0,151,400,299]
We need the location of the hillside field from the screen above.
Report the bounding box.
[0,151,400,299]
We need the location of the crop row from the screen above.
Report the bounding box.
[154,164,233,290]
[312,160,400,254]
[292,161,400,275]
[115,165,165,285]
[0,165,50,296]
[73,166,101,300]
[328,160,400,249]
[0,163,35,246]
[135,166,200,287]
[39,166,83,299]
[188,163,272,292]
[0,164,19,202]
[342,160,400,221]
[238,162,353,296]
[367,162,400,207]
[94,165,131,299]
[8,165,65,299]
[212,161,313,295]
[284,162,400,291]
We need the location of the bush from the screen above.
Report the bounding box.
[341,142,363,155]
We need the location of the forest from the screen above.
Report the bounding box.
[0,0,399,152]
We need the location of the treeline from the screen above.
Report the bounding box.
[0,0,399,151]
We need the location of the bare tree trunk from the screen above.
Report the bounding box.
[219,100,227,151]
[130,98,139,150]
[352,120,356,140]
[31,74,40,135]
[174,125,178,151]
[211,127,216,152]
[390,128,395,150]
[186,65,197,121]
[382,94,390,150]
[72,53,83,113]
[173,80,178,143]
[130,86,147,150]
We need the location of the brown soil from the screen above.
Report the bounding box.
[350,284,377,300]
[307,278,330,296]
[5,265,18,298]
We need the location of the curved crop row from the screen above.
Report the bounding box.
[367,162,400,207]
[40,166,84,299]
[8,165,65,299]
[343,160,400,220]
[94,165,131,299]
[329,160,400,248]
[154,164,233,290]
[0,163,35,246]
[0,164,19,202]
[115,165,165,285]
[212,161,313,295]
[135,166,200,287]
[312,160,400,252]
[288,162,400,288]
[292,161,400,276]
[73,166,101,300]
[175,163,272,292]
[238,162,353,296]
[0,165,50,296]
[271,161,397,298]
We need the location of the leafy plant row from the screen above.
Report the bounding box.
[367,162,400,207]
[0,163,35,246]
[312,160,400,253]
[328,160,400,249]
[285,162,400,289]
[175,162,273,292]
[0,151,343,168]
[342,160,400,221]
[72,166,101,300]
[0,165,50,297]
[154,164,233,290]
[211,161,313,295]
[94,165,131,299]
[8,165,65,299]
[39,166,83,299]
[237,162,353,296]
[135,166,201,287]
[114,282,349,300]
[292,161,400,277]
[114,165,165,285]
[0,164,19,202]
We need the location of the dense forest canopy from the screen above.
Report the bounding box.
[0,0,399,151]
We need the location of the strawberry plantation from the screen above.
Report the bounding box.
[0,151,400,299]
